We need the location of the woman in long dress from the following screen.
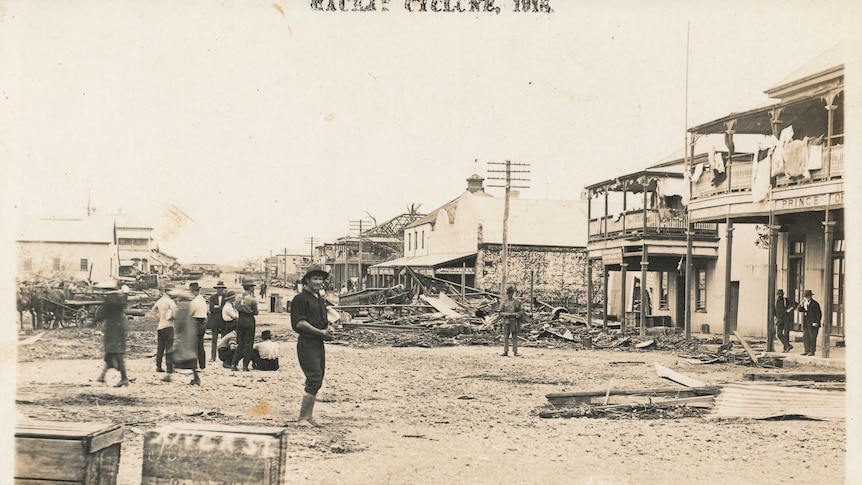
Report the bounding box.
[163,288,201,385]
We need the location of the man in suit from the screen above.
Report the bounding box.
[774,289,796,353]
[798,289,822,356]
[208,281,227,361]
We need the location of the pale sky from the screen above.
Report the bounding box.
[2,0,855,265]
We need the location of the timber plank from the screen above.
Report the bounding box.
[743,372,846,382]
[655,363,707,388]
[733,331,759,364]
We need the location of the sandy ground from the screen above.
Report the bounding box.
[14,285,845,484]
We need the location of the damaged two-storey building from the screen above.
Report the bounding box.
[585,42,847,357]
[686,42,846,356]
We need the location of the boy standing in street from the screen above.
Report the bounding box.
[291,265,334,427]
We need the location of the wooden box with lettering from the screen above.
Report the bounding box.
[142,423,288,485]
[15,420,124,484]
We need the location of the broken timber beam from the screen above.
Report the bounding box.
[732,330,760,364]
[743,372,846,382]
[655,363,707,388]
[546,386,719,405]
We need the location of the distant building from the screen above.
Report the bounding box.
[16,216,118,283]
[324,212,425,291]
[265,253,313,283]
[115,215,154,276]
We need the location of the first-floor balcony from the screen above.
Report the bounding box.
[589,209,718,242]
[691,144,843,200]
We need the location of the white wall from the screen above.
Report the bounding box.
[18,241,116,282]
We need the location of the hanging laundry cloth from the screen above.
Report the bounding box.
[779,125,794,143]
[751,153,771,203]
[783,139,809,177]
[713,152,725,173]
[692,163,704,182]
[807,142,823,171]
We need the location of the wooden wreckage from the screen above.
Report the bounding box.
[540,364,846,421]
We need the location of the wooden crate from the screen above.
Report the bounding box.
[142,423,288,485]
[15,420,124,484]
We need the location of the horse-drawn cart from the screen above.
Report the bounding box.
[38,297,105,328]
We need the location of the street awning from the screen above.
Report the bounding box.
[371,252,476,269]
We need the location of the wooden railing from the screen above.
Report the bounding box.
[589,210,718,241]
[691,144,844,200]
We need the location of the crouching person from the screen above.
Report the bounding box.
[217,329,237,368]
[251,330,279,370]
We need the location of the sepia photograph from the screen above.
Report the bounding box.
[1,1,859,483]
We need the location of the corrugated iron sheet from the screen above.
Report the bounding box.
[711,382,845,420]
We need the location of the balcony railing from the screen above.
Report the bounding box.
[589,209,718,242]
[691,144,844,200]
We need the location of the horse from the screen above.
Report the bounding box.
[38,287,68,329]
[16,286,35,331]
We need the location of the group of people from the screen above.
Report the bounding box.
[94,265,527,428]
[774,288,822,355]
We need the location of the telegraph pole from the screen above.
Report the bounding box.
[487,160,531,297]
[304,237,317,262]
[350,219,373,291]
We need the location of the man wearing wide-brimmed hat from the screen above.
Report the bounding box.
[208,281,228,361]
[798,289,822,356]
[290,264,335,427]
[230,279,259,371]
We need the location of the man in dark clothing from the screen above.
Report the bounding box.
[774,289,796,353]
[291,265,334,427]
[208,281,227,361]
[231,280,259,371]
[95,288,131,387]
[798,289,822,356]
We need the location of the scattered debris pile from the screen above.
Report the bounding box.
[538,364,846,421]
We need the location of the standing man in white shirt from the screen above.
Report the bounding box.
[151,285,178,374]
[188,282,209,370]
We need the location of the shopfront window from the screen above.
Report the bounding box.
[695,269,707,311]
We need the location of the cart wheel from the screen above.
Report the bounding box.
[75,308,89,328]
[371,293,387,305]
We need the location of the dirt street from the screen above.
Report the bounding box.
[15,294,844,484]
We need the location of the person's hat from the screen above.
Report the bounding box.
[214,281,227,289]
[242,278,257,287]
[506,286,515,294]
[803,289,813,297]
[302,264,330,283]
[261,330,272,339]
[189,282,200,290]
[225,290,237,300]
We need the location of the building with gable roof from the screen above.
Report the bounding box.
[370,174,590,304]
[16,216,118,283]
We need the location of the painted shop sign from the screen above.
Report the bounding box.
[436,267,476,275]
[777,192,843,209]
